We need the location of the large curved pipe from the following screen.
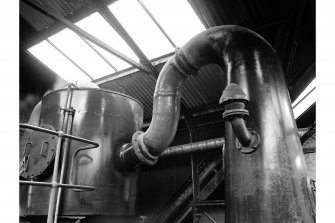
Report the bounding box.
[120,25,274,167]
[120,25,314,222]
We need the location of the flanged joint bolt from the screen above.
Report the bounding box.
[219,83,260,154]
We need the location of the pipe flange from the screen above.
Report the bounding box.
[220,83,250,120]
[222,108,249,120]
[174,47,198,77]
[132,131,158,166]
[219,83,249,106]
[235,128,260,154]
[137,133,159,162]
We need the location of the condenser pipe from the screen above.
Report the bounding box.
[160,131,309,158]
[161,138,225,157]
[120,25,314,222]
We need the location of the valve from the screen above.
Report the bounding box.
[219,83,260,154]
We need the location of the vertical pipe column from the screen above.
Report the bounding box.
[185,115,201,223]
[47,132,63,223]
[54,108,74,222]
[120,25,314,222]
[47,85,73,223]
[53,86,74,222]
[191,153,200,222]
[223,50,314,222]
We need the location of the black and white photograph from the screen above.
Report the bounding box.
[3,0,332,222]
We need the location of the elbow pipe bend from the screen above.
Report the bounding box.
[230,118,252,147]
[120,25,277,171]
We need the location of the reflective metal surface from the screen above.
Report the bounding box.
[124,25,314,222]
[20,88,143,216]
[219,27,315,222]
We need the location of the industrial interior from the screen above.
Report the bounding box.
[19,0,316,222]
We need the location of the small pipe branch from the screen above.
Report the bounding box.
[230,117,252,147]
[161,138,225,157]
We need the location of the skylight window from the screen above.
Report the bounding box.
[292,78,316,119]
[85,40,131,71]
[140,0,206,46]
[75,12,138,70]
[48,28,115,79]
[28,40,91,83]
[27,0,206,82]
[108,0,174,59]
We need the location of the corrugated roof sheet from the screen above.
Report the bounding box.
[99,62,228,121]
[20,0,91,31]
[181,64,227,110]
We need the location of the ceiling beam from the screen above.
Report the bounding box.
[93,1,158,77]
[137,0,176,48]
[79,36,118,72]
[94,52,173,84]
[91,1,192,119]
[21,0,150,74]
[20,4,95,50]
[46,39,94,81]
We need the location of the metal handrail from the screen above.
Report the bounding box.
[19,123,99,223]
[20,123,99,147]
[19,180,95,191]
